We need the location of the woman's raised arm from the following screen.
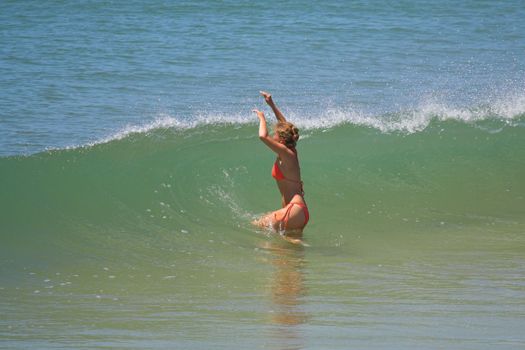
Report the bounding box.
[260,91,287,122]
[253,109,292,157]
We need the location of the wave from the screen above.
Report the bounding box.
[3,118,524,217]
[38,92,525,155]
[2,83,525,269]
[1,117,524,267]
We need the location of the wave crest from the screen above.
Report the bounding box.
[70,92,525,151]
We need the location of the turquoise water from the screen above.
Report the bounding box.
[1,1,525,349]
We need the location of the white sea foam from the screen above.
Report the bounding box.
[57,92,525,152]
[299,91,525,133]
[297,92,525,133]
[89,112,252,146]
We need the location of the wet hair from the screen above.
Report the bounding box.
[275,121,299,149]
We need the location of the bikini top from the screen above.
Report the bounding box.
[272,160,305,198]
[271,160,287,181]
[271,159,303,185]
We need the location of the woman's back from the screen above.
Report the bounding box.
[273,154,304,205]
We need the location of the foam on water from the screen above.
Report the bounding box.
[74,92,525,151]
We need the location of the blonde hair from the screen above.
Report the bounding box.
[275,121,299,149]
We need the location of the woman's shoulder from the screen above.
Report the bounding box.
[280,146,297,159]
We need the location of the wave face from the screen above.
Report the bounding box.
[1,116,524,267]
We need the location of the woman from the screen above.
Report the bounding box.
[252,91,309,237]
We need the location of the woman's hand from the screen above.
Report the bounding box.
[259,91,273,104]
[252,109,265,119]
[259,91,286,122]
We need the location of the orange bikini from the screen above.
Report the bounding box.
[271,160,287,181]
[271,159,310,228]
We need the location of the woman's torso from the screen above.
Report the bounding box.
[273,155,304,206]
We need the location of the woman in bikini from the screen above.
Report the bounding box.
[252,91,309,237]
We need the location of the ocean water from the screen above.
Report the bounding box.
[1,1,525,349]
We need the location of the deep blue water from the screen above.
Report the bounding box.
[1,0,524,155]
